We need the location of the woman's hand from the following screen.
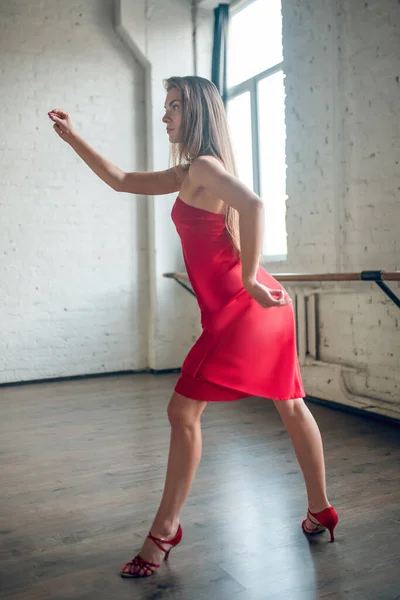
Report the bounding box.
[48,109,75,142]
[244,280,292,308]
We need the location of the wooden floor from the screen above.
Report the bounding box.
[1,373,399,600]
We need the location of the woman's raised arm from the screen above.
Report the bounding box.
[48,109,182,195]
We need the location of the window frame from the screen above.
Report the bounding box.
[228,0,286,262]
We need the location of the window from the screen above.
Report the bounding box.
[227,0,287,260]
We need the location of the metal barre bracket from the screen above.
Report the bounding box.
[360,270,384,281]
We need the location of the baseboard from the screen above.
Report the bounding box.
[0,368,181,388]
[305,395,400,427]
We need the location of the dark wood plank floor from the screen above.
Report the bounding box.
[1,373,399,600]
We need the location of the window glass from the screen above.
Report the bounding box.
[228,0,283,88]
[258,71,287,257]
[227,92,254,191]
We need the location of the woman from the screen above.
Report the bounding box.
[48,75,338,578]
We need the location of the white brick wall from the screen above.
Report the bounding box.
[116,0,207,371]
[283,0,400,271]
[0,0,148,382]
[339,0,400,271]
[282,0,340,272]
[1,0,210,384]
[282,0,400,412]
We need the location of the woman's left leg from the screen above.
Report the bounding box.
[122,392,207,575]
[151,392,207,534]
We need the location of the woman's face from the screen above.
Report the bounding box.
[162,88,182,143]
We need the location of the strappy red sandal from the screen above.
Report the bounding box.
[121,524,183,578]
[302,506,338,542]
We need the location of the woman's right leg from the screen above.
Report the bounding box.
[122,391,207,575]
[273,397,331,530]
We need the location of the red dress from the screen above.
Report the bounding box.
[172,197,305,402]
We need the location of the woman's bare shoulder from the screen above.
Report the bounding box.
[190,155,225,172]
[174,164,190,187]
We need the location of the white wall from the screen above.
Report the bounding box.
[116,0,212,371]
[0,0,212,384]
[282,0,400,273]
[338,0,399,272]
[281,0,400,417]
[0,0,149,382]
[195,2,214,77]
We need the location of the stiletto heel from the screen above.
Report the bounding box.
[302,506,338,542]
[121,524,183,578]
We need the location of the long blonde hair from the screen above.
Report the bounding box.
[164,76,240,252]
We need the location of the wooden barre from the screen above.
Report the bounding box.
[163,270,400,308]
[164,271,400,282]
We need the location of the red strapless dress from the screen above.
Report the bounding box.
[171,197,305,402]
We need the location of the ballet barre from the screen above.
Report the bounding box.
[163,270,400,309]
[163,272,196,297]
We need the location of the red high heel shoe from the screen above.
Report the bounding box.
[302,506,338,542]
[121,524,183,578]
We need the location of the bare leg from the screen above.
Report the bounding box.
[274,398,330,529]
[124,392,207,574]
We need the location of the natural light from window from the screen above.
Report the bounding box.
[228,92,254,191]
[227,0,283,88]
[258,71,286,258]
[227,0,287,259]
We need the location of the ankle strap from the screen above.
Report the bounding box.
[147,532,175,554]
[307,510,321,526]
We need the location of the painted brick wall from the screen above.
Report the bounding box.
[282,0,399,272]
[339,0,400,271]
[116,0,203,372]
[282,0,400,410]
[0,0,148,383]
